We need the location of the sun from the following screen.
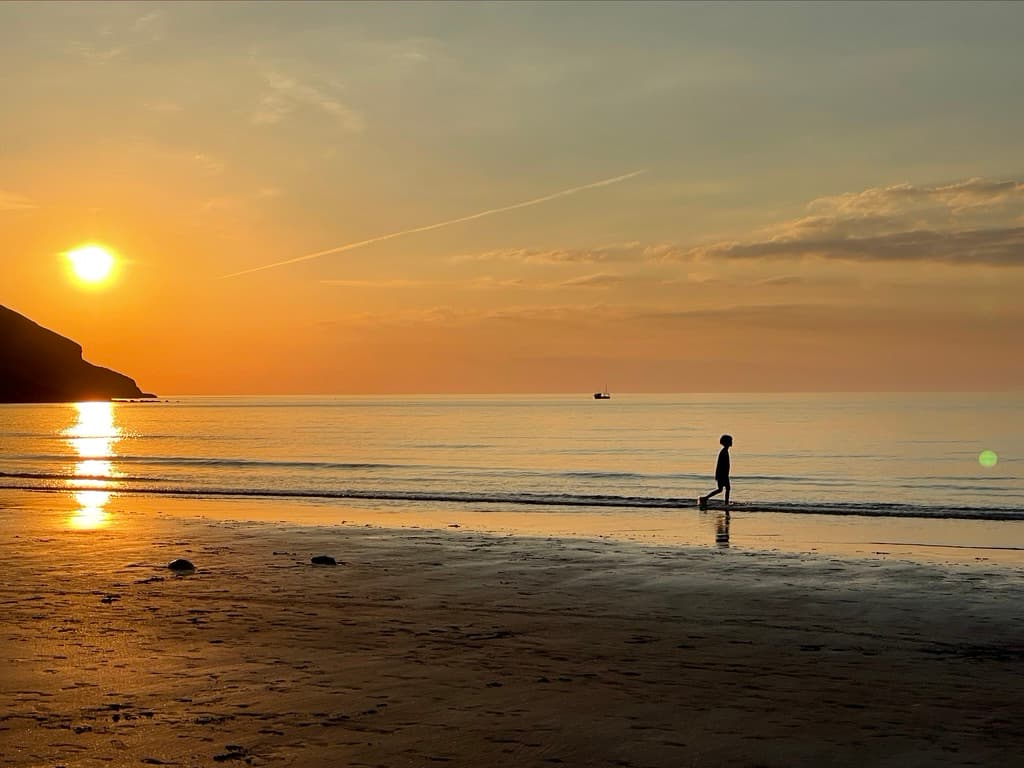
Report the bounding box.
[65,244,116,285]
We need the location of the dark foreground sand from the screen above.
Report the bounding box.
[1,505,1022,768]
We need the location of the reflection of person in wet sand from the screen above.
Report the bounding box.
[699,434,732,510]
[714,510,730,546]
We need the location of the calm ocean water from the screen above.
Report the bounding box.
[0,394,1021,520]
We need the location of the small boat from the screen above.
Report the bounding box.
[593,387,611,400]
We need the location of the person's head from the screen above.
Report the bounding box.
[720,434,733,447]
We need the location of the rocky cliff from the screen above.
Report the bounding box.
[0,304,155,402]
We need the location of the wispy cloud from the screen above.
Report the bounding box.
[452,243,646,265]
[753,275,806,287]
[192,153,225,175]
[660,272,722,286]
[688,227,1024,266]
[466,276,528,290]
[72,9,165,63]
[253,72,364,132]
[320,274,625,291]
[559,273,624,288]
[325,298,1023,334]
[396,301,878,329]
[0,190,37,211]
[321,278,423,289]
[429,175,1024,286]
[679,177,1024,267]
[196,184,281,216]
[802,178,1024,221]
[637,303,841,324]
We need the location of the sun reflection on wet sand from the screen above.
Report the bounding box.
[69,490,112,529]
[63,402,122,529]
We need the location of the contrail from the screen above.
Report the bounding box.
[218,169,646,279]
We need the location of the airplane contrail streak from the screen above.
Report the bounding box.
[218,169,646,279]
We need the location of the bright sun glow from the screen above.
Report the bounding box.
[66,244,116,285]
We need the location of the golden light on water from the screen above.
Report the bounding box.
[75,459,115,486]
[64,402,122,529]
[64,243,116,286]
[66,402,120,458]
[69,490,112,530]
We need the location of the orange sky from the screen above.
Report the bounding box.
[2,2,1023,394]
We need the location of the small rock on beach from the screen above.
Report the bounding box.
[167,558,196,573]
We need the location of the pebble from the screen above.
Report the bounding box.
[167,558,196,573]
[310,555,337,566]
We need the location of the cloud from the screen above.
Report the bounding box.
[676,272,721,285]
[321,277,529,290]
[689,226,1024,266]
[0,190,36,211]
[559,273,624,288]
[753,275,806,287]
[72,9,165,63]
[329,297,1024,328]
[478,304,621,325]
[193,153,225,175]
[466,276,528,289]
[321,278,422,288]
[804,178,1024,221]
[449,176,1024,272]
[320,276,547,291]
[319,302,631,332]
[640,243,689,261]
[637,303,837,324]
[319,274,626,291]
[681,177,1024,267]
[254,72,364,132]
[198,186,279,215]
[324,306,480,328]
[451,242,647,265]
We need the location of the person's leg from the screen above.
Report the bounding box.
[701,484,724,508]
[723,480,731,506]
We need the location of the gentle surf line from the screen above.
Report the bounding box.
[869,541,1024,551]
[6,484,1024,521]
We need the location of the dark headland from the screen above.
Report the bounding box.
[0,304,155,403]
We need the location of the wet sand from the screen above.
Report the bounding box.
[1,497,1023,767]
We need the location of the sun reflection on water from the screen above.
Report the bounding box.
[75,459,114,484]
[63,402,122,529]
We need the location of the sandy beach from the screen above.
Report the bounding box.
[2,496,1023,768]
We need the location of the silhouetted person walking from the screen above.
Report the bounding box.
[699,434,732,510]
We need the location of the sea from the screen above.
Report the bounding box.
[2,393,1022,560]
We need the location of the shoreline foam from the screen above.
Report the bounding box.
[5,488,1024,567]
[4,476,1024,521]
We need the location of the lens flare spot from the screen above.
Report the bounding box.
[978,449,998,468]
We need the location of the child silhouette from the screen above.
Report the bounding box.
[699,434,733,510]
